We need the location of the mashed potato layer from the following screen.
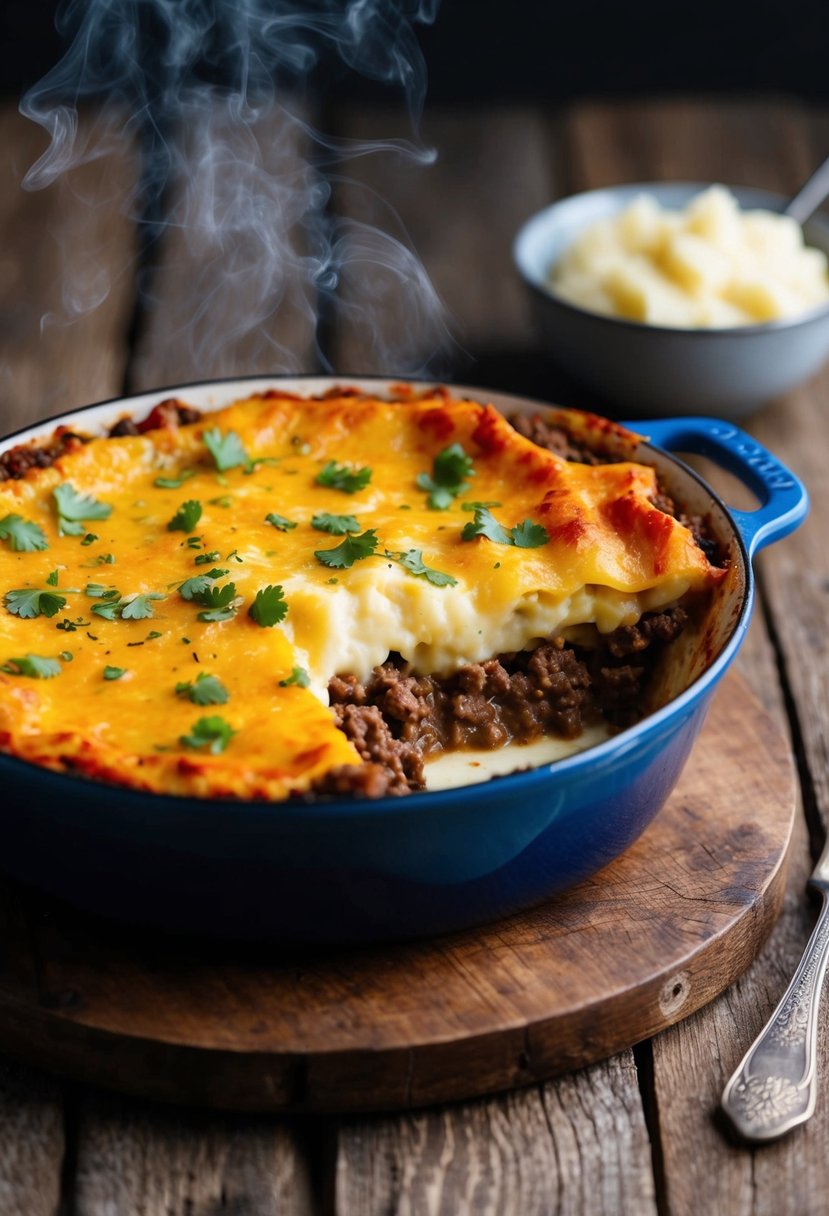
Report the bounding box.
[549,186,829,328]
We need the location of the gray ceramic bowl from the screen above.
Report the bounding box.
[514,182,829,419]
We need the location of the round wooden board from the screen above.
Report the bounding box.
[0,671,795,1113]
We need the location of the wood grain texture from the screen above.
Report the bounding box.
[0,103,137,430]
[335,1055,656,1216]
[0,1060,65,1216]
[327,105,552,376]
[72,1091,315,1216]
[564,96,826,1216]
[0,673,794,1114]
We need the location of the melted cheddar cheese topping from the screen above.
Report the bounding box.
[0,389,723,799]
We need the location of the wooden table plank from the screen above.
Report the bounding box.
[0,105,137,429]
[0,97,138,1215]
[564,96,828,1215]
[336,1057,656,1216]
[73,1092,315,1216]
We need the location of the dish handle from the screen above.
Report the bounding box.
[626,416,809,557]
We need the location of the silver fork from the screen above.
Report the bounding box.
[722,841,829,1141]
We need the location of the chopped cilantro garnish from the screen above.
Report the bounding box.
[80,533,98,546]
[85,582,117,598]
[265,512,298,532]
[279,666,310,688]
[46,570,59,586]
[461,507,549,549]
[185,537,202,550]
[146,630,162,639]
[5,588,67,619]
[154,470,195,489]
[167,500,202,532]
[314,529,379,569]
[244,456,280,475]
[511,519,550,548]
[103,665,126,680]
[59,651,73,661]
[91,593,164,621]
[315,460,372,494]
[179,715,236,754]
[53,483,112,536]
[248,584,288,627]
[311,512,360,535]
[175,672,229,706]
[203,427,249,472]
[461,500,502,511]
[0,513,48,552]
[194,550,221,565]
[1,653,61,678]
[208,495,233,508]
[192,582,238,622]
[395,549,458,587]
[179,570,229,601]
[96,553,115,565]
[416,444,475,510]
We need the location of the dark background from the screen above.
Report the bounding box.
[3,0,829,102]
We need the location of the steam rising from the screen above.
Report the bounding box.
[20,0,453,378]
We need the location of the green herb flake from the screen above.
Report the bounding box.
[103,665,126,681]
[311,512,360,535]
[315,460,372,495]
[326,577,338,584]
[510,519,550,548]
[395,549,458,587]
[5,589,67,619]
[265,512,298,532]
[179,570,229,601]
[416,444,475,510]
[0,513,48,552]
[460,507,514,545]
[314,529,379,570]
[208,495,233,508]
[167,500,202,533]
[146,630,162,640]
[59,650,73,661]
[53,483,112,537]
[154,469,196,489]
[193,582,238,622]
[1,653,61,679]
[248,584,288,627]
[194,550,221,565]
[179,715,236,754]
[81,533,98,546]
[279,666,310,688]
[46,569,59,586]
[461,500,502,512]
[203,427,249,472]
[175,672,229,706]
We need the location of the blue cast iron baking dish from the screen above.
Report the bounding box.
[0,376,808,941]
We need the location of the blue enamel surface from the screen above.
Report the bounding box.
[0,405,807,942]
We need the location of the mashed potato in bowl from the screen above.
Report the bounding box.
[548,185,829,329]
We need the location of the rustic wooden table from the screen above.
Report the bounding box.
[1,94,828,1214]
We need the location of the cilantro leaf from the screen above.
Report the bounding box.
[53,483,112,536]
[460,507,513,545]
[179,570,228,601]
[510,519,550,548]
[46,570,59,586]
[191,582,238,621]
[154,469,196,489]
[416,443,475,510]
[1,653,61,678]
[175,672,229,706]
[396,549,458,587]
[248,584,288,627]
[0,513,48,552]
[91,593,163,621]
[203,427,249,472]
[311,512,360,535]
[120,593,163,620]
[316,460,372,494]
[103,666,126,681]
[314,529,379,570]
[265,512,298,532]
[279,666,310,688]
[5,588,67,619]
[194,550,221,566]
[179,715,236,754]
[167,500,202,532]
